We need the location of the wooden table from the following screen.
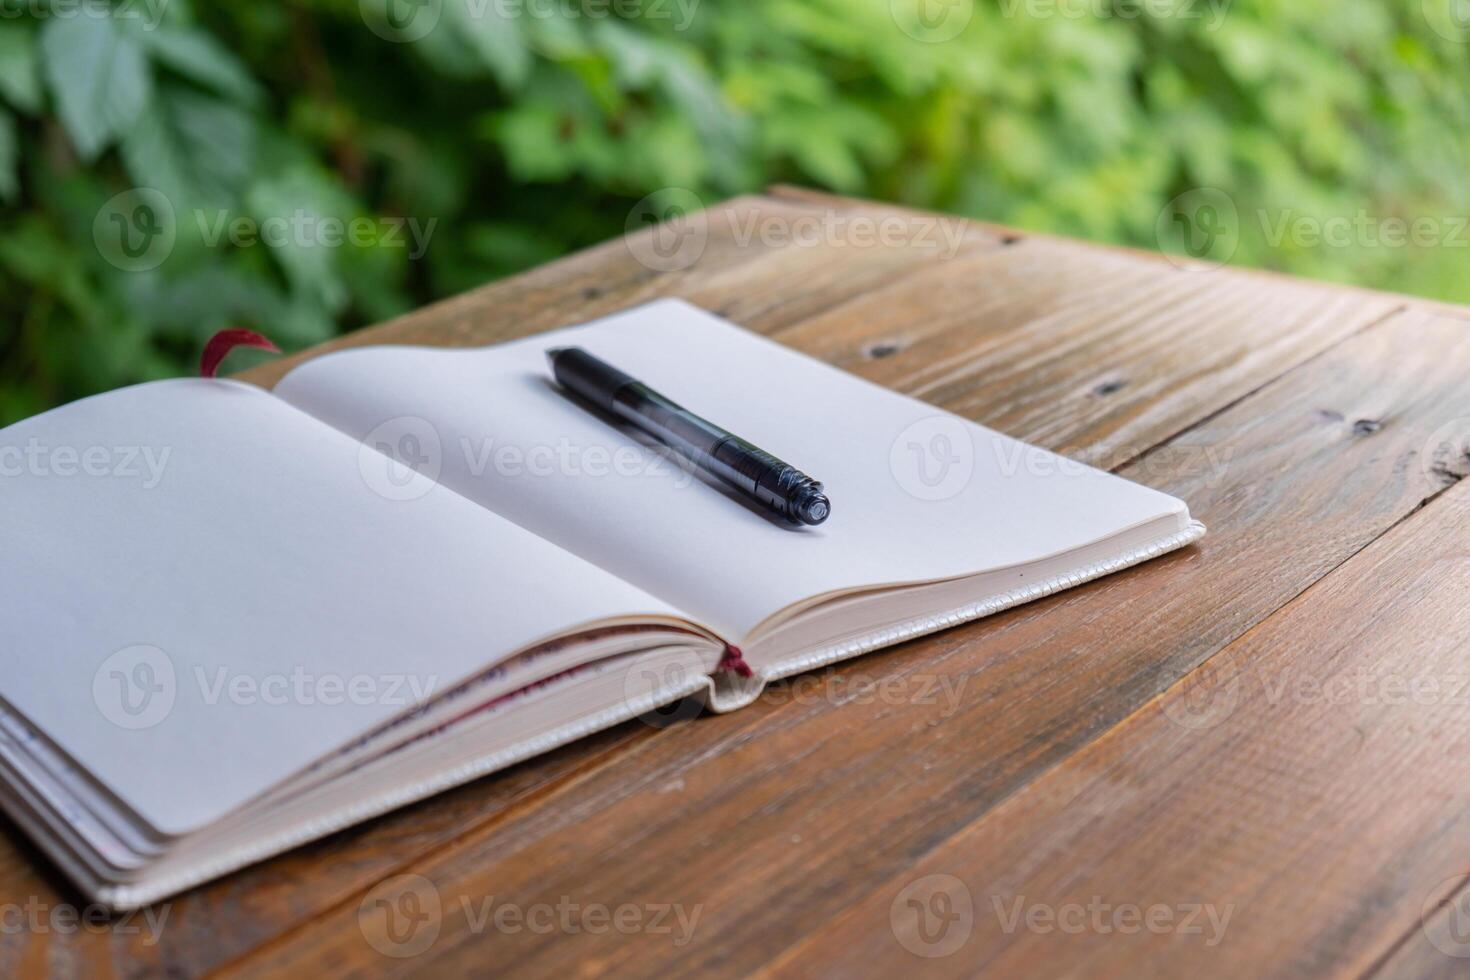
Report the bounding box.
[4,188,1470,978]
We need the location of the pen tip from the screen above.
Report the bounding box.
[545,347,568,363]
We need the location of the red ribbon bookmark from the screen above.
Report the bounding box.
[718,644,754,678]
[200,328,281,378]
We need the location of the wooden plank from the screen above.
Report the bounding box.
[0,727,669,979]
[769,236,1402,461]
[192,262,1399,975]
[1369,881,1470,980]
[11,232,1411,980]
[0,194,997,979]
[0,194,1432,977]
[0,834,118,978]
[239,192,1000,389]
[216,308,1469,977]
[776,444,1470,977]
[766,184,1470,322]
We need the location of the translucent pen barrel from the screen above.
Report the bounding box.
[547,346,830,526]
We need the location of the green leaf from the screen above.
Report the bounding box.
[0,24,43,114]
[486,101,575,181]
[39,11,152,161]
[0,106,16,203]
[139,26,263,107]
[443,0,532,90]
[0,213,104,323]
[591,22,749,188]
[245,165,354,315]
[120,85,255,209]
[116,262,292,340]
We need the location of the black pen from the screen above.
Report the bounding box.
[546,346,831,527]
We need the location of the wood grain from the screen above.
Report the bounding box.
[766,183,1470,322]
[779,441,1470,977]
[769,236,1402,461]
[223,313,1466,974]
[237,192,1000,389]
[0,191,1463,979]
[0,191,996,979]
[1369,880,1470,980]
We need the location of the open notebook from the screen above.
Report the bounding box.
[0,299,1203,908]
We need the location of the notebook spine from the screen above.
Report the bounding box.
[705,520,1207,713]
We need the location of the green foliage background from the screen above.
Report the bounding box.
[2,0,1468,424]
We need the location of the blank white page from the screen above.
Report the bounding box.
[275,300,1192,639]
[0,380,683,836]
